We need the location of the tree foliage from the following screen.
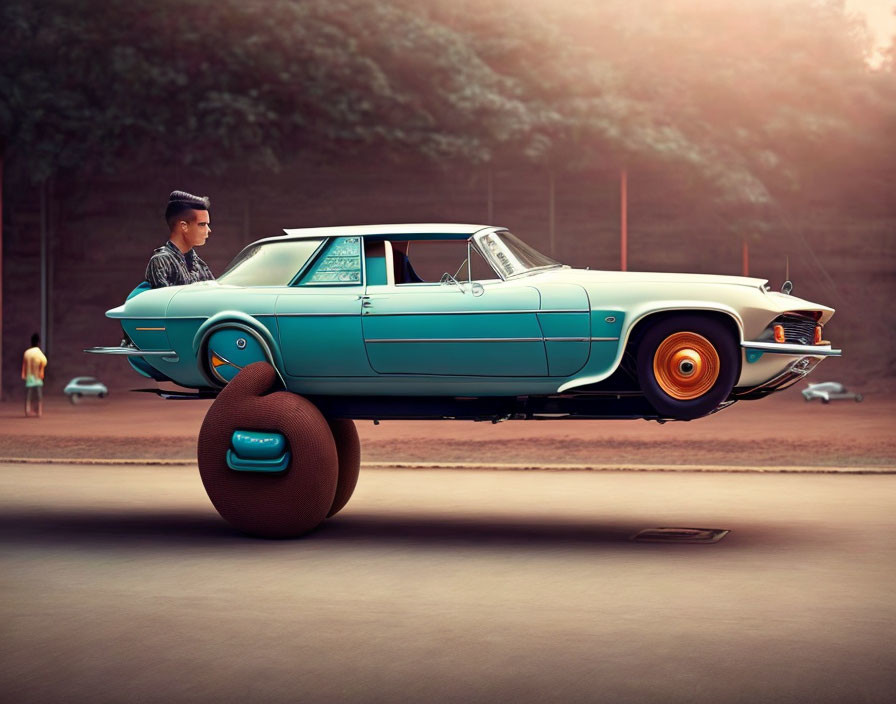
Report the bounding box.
[1,0,893,221]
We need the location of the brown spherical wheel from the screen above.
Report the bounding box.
[636,315,739,421]
[326,418,361,518]
[198,362,338,538]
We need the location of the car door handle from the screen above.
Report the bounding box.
[359,296,373,308]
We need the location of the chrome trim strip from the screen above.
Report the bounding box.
[538,337,618,342]
[741,341,842,356]
[363,308,588,316]
[365,337,545,344]
[115,315,276,320]
[276,312,359,317]
[85,346,176,357]
[365,336,616,344]
[135,327,166,331]
[118,310,590,320]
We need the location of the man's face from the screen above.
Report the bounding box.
[180,210,211,248]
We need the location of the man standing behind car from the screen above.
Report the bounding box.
[145,190,215,288]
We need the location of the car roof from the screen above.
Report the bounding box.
[269,223,503,243]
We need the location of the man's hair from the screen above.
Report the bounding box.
[31,333,39,347]
[165,190,211,230]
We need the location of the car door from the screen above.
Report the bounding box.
[361,273,548,377]
[276,236,369,377]
[534,283,592,376]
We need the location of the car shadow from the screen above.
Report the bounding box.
[312,512,802,551]
[0,507,812,552]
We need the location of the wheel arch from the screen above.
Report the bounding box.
[558,303,743,393]
[622,306,743,360]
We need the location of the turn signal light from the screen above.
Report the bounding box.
[773,324,786,343]
[814,325,822,345]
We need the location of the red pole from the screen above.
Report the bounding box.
[0,150,3,400]
[742,239,749,277]
[620,169,627,271]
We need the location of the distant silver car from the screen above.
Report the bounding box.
[64,376,108,404]
[802,381,863,404]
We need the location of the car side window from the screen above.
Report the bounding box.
[298,237,362,286]
[392,240,497,284]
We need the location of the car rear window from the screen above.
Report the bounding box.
[298,236,362,285]
[217,239,324,286]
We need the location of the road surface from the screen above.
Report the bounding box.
[1,463,894,703]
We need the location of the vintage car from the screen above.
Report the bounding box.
[63,376,109,403]
[88,223,841,537]
[802,381,863,403]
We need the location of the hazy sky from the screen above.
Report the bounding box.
[845,0,895,62]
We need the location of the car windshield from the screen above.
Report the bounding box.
[218,239,324,286]
[475,230,561,278]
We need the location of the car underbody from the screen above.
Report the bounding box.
[136,352,818,422]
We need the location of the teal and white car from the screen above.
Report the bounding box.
[90,223,840,423]
[88,223,842,537]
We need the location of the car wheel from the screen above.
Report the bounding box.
[70,393,81,405]
[636,315,739,420]
[855,394,863,402]
[326,418,361,518]
[822,398,830,404]
[98,392,106,399]
[197,362,338,538]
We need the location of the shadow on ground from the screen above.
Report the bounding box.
[0,508,814,552]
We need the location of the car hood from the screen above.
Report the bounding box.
[530,267,769,289]
[527,267,834,322]
[106,281,216,319]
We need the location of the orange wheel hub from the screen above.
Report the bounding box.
[652,332,720,400]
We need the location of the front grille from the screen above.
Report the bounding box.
[778,316,817,345]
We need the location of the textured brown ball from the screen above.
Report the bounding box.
[197,362,338,538]
[326,418,361,517]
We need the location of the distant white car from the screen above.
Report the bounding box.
[802,381,863,404]
[64,376,108,403]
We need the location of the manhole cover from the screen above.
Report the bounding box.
[630,527,729,543]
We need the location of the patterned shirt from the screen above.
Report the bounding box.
[145,240,214,288]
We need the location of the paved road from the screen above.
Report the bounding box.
[1,463,894,703]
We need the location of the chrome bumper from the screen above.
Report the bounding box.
[741,341,841,357]
[734,357,821,399]
[85,345,179,361]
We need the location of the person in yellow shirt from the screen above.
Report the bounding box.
[22,333,47,418]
